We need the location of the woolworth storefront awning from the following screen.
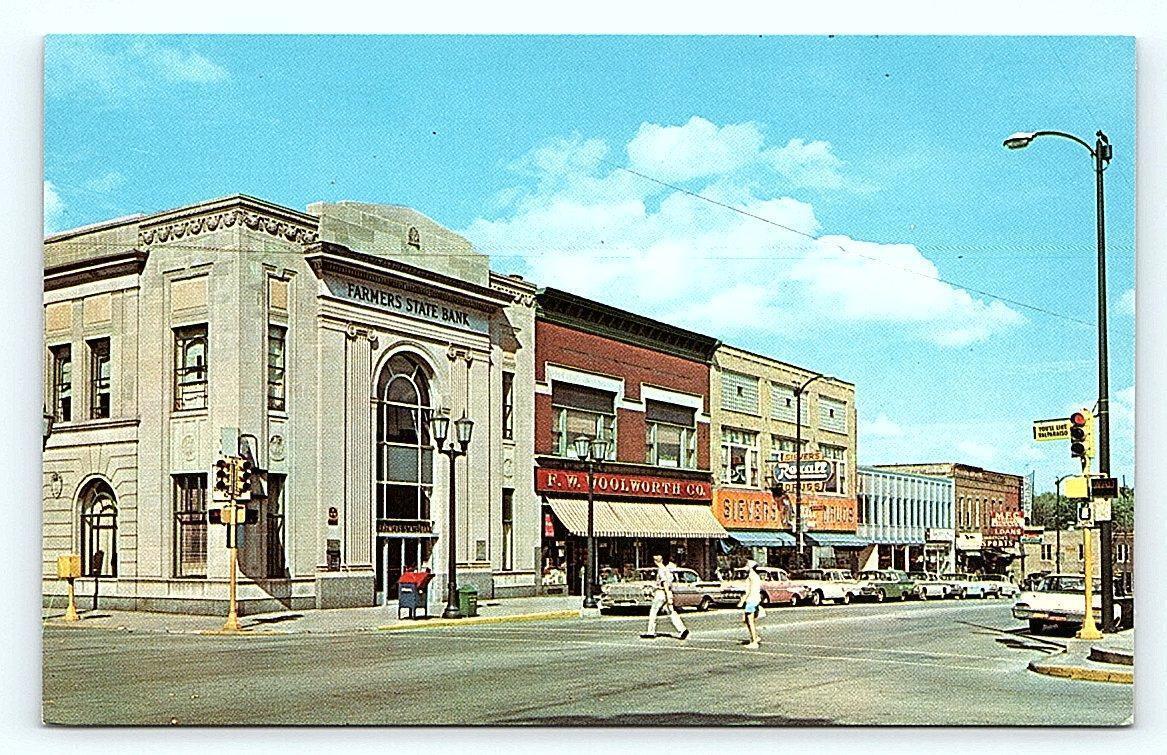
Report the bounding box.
[545,497,728,539]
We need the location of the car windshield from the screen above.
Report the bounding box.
[908,572,929,580]
[858,571,882,580]
[1037,575,1099,593]
[791,570,823,580]
[941,573,965,580]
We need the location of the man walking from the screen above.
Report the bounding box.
[641,553,689,640]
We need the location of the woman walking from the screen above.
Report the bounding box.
[739,559,763,649]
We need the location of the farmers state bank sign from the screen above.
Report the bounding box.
[323,274,489,334]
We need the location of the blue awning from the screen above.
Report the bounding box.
[806,532,869,548]
[728,530,797,548]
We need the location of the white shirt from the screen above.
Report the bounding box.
[745,568,763,604]
[655,565,673,592]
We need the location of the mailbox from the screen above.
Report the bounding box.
[397,569,435,620]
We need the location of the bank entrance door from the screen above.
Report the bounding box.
[376,536,432,604]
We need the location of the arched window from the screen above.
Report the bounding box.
[374,354,434,521]
[79,480,117,578]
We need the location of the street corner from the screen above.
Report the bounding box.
[1027,643,1134,685]
[377,609,579,631]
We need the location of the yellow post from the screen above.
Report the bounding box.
[223,545,241,632]
[1076,525,1103,640]
[64,578,80,622]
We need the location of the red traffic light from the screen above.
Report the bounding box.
[1070,411,1086,426]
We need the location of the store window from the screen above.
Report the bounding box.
[267,324,286,411]
[551,383,616,459]
[644,400,697,469]
[720,428,759,487]
[173,474,208,578]
[174,324,208,411]
[1116,542,1128,563]
[88,338,111,419]
[50,344,72,422]
[1041,544,1054,561]
[501,489,514,571]
[821,444,847,495]
[1078,543,1085,561]
[501,371,514,441]
[264,474,287,578]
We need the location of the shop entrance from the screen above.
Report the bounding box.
[376,536,432,604]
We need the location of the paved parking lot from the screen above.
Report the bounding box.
[42,599,1132,726]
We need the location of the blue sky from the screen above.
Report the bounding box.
[43,35,1136,492]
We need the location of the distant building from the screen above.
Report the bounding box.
[857,466,955,574]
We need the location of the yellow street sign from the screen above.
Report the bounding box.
[1032,418,1070,441]
[1063,475,1090,500]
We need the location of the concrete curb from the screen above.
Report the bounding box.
[1028,657,1133,684]
[377,609,579,631]
[1089,646,1134,666]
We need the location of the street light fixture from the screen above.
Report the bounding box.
[42,405,55,450]
[431,411,473,619]
[791,373,832,569]
[1004,127,1115,629]
[574,434,609,609]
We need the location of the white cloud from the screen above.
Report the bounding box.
[85,171,124,194]
[466,118,1022,347]
[1118,287,1134,317]
[955,440,998,465]
[861,413,904,439]
[46,37,228,102]
[44,180,64,235]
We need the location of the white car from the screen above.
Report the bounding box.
[939,572,992,599]
[980,574,1020,599]
[787,569,862,605]
[1013,573,1122,633]
[907,571,951,600]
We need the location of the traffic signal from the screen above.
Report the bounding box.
[237,458,254,500]
[1068,409,1095,470]
[214,458,232,497]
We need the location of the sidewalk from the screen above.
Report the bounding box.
[43,594,583,635]
[1028,629,1134,684]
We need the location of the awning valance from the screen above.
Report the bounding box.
[806,532,869,548]
[545,498,727,539]
[728,530,796,548]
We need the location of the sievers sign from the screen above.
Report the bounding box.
[323,274,489,334]
[713,489,789,530]
[536,468,711,500]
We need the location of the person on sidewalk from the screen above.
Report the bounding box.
[641,553,689,640]
[739,559,763,649]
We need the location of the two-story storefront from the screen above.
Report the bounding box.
[709,346,862,572]
[43,195,539,614]
[857,466,956,574]
[533,288,727,593]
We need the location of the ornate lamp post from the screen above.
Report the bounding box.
[1005,129,1115,629]
[573,434,609,609]
[793,374,831,569]
[431,412,474,619]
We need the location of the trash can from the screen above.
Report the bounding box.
[397,569,435,619]
[457,585,479,617]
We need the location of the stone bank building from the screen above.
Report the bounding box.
[43,196,538,614]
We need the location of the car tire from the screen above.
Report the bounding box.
[698,597,712,612]
[840,592,852,605]
[787,593,799,607]
[761,591,772,607]
[875,589,886,603]
[1028,619,1045,633]
[954,589,964,600]
[900,590,908,602]
[810,591,823,607]
[918,588,928,601]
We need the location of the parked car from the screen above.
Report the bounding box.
[718,566,810,607]
[939,572,992,599]
[907,571,951,600]
[788,569,862,605]
[1012,573,1125,633]
[599,567,723,613]
[856,570,917,602]
[980,574,1020,599]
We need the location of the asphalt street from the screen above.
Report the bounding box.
[42,599,1132,726]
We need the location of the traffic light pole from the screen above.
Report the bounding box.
[1092,132,1115,633]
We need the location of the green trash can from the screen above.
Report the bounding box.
[457,585,479,617]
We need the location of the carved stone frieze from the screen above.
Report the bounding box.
[139,208,319,247]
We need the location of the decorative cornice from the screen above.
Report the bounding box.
[138,207,319,248]
[44,250,149,291]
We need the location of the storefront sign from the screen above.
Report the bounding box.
[926,527,955,542]
[956,531,983,551]
[798,493,859,532]
[773,458,834,484]
[713,488,789,530]
[985,510,1023,539]
[377,519,434,535]
[536,467,711,500]
[323,274,489,334]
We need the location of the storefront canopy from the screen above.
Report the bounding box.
[727,530,797,548]
[546,498,728,539]
[805,532,869,548]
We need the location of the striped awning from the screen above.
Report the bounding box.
[728,530,797,548]
[545,498,727,539]
[806,532,869,548]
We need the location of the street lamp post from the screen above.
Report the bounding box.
[1054,474,1074,575]
[1005,129,1115,629]
[573,435,610,610]
[431,413,474,619]
[793,374,831,569]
